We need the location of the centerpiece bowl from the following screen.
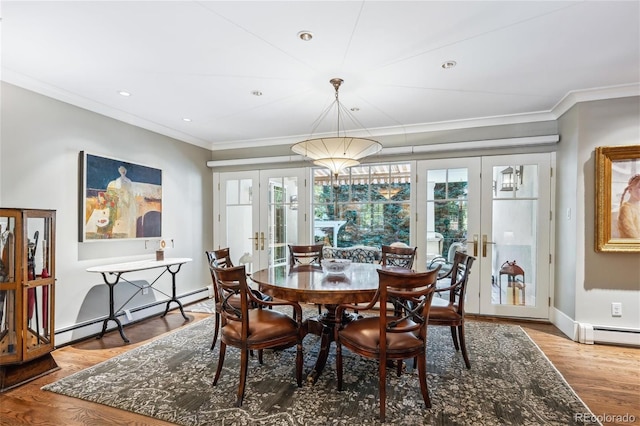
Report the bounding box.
[321,258,352,275]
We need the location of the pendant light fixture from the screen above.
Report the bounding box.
[292,78,382,177]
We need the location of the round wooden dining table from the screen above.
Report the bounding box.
[251,262,382,383]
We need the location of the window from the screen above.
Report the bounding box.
[312,163,411,247]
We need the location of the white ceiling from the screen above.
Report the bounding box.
[2,1,639,151]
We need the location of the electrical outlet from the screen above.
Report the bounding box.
[611,302,622,317]
[142,287,149,295]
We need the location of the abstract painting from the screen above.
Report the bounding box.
[80,152,162,241]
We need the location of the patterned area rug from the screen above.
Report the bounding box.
[43,308,595,425]
[184,298,216,314]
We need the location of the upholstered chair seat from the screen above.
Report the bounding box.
[221,309,300,344]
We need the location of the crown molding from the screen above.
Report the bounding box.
[208,135,559,168]
[2,71,212,150]
[209,84,639,151]
[552,83,640,119]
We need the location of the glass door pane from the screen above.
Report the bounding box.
[416,158,481,313]
[418,154,551,319]
[480,154,551,318]
[218,172,259,272]
[266,175,301,267]
[426,167,469,263]
[215,169,307,273]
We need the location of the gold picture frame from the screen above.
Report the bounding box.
[595,145,640,252]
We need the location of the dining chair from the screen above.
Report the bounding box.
[381,244,418,331]
[380,244,417,269]
[288,243,325,314]
[427,241,466,279]
[206,247,233,268]
[428,251,475,369]
[210,264,304,407]
[288,243,324,267]
[335,266,441,422]
[205,249,271,351]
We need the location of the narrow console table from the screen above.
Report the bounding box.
[86,257,192,343]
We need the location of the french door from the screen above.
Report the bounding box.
[213,169,308,272]
[416,153,553,319]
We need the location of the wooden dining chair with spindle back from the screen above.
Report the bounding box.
[288,243,325,314]
[428,250,475,369]
[334,266,441,422]
[206,247,233,268]
[210,264,304,407]
[288,243,324,267]
[380,244,417,269]
[205,248,271,351]
[381,244,419,371]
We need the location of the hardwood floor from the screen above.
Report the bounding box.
[1,309,638,426]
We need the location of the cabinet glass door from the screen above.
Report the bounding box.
[0,213,19,362]
[24,214,55,357]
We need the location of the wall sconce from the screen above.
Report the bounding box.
[500,166,523,191]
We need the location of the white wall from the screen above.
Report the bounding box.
[1,83,213,344]
[556,97,640,339]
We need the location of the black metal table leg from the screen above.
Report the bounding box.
[161,263,188,320]
[97,272,130,343]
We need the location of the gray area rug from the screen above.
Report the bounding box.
[43,308,596,425]
[184,299,216,314]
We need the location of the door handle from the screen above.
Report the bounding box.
[472,235,478,257]
[248,232,258,250]
[260,232,265,250]
[482,234,496,257]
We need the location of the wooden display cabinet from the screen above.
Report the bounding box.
[0,208,58,391]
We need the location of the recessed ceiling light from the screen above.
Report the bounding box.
[252,90,263,96]
[182,118,192,122]
[118,90,131,97]
[441,60,457,69]
[297,31,313,41]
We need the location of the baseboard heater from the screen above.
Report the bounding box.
[578,323,640,347]
[54,288,209,347]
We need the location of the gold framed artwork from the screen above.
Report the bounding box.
[595,145,640,252]
[80,152,162,241]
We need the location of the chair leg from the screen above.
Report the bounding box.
[210,313,220,350]
[336,341,343,391]
[450,326,460,351]
[236,349,249,407]
[212,342,226,385]
[458,324,471,369]
[258,349,263,365]
[296,340,303,387]
[396,359,403,377]
[379,354,387,422]
[416,351,432,409]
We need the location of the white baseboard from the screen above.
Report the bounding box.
[550,306,580,341]
[55,288,209,346]
[551,307,640,347]
[593,326,640,347]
